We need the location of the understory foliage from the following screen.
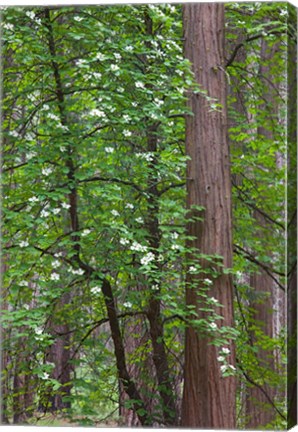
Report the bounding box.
[1,2,295,428]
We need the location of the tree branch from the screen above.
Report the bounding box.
[234,244,285,291]
[78,175,143,192]
[237,358,286,421]
[232,180,285,230]
[226,30,282,68]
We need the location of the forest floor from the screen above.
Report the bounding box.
[26,413,118,427]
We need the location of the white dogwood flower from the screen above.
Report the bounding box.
[81,229,91,237]
[209,322,217,330]
[19,241,29,248]
[141,252,155,266]
[91,286,101,294]
[50,273,60,281]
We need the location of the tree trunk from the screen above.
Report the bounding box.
[119,316,156,426]
[181,4,236,428]
[45,292,72,412]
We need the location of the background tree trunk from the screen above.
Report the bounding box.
[287,5,297,428]
[181,4,236,428]
[45,292,72,412]
[245,37,280,429]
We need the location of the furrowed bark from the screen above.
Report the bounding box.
[181,4,236,428]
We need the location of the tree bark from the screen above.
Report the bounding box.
[181,4,236,428]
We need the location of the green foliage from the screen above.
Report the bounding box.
[1,3,289,429]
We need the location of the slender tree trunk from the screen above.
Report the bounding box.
[12,344,34,423]
[41,9,76,411]
[119,316,156,426]
[181,4,236,428]
[45,292,72,411]
[121,10,178,426]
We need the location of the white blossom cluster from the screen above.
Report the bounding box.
[204,278,212,285]
[26,11,35,19]
[19,241,29,248]
[69,268,84,276]
[209,322,217,330]
[34,327,43,335]
[56,124,69,132]
[41,372,50,380]
[3,23,14,31]
[123,130,132,137]
[110,64,120,72]
[91,286,101,295]
[136,152,154,162]
[90,108,105,118]
[135,81,145,89]
[54,252,63,258]
[140,252,155,266]
[154,98,164,107]
[220,364,236,374]
[40,209,50,218]
[217,347,236,375]
[123,114,131,122]
[76,59,87,67]
[96,53,105,61]
[25,11,41,24]
[92,72,102,80]
[81,229,91,237]
[42,167,53,176]
[47,113,60,122]
[209,297,219,305]
[50,273,60,281]
[130,242,147,252]
[9,130,19,138]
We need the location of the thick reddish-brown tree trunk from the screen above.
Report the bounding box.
[181,4,236,428]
